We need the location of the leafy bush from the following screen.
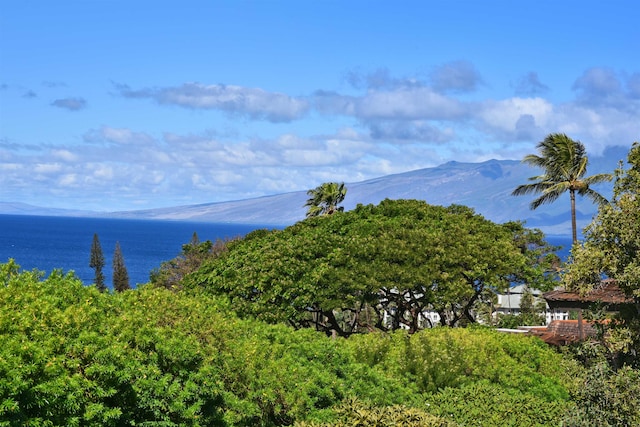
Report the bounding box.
[0,262,416,426]
[345,327,576,400]
[0,261,585,426]
[294,398,453,427]
[563,363,640,427]
[426,382,569,427]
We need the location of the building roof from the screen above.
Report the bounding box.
[528,320,598,346]
[543,279,634,310]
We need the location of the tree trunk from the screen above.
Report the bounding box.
[570,189,578,245]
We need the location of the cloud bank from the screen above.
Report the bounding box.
[2,65,639,211]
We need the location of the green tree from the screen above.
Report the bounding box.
[89,233,106,292]
[150,232,232,290]
[512,133,612,244]
[112,241,130,292]
[188,200,554,334]
[564,142,640,367]
[304,182,347,217]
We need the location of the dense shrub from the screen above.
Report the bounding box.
[344,327,577,399]
[426,382,569,427]
[294,398,453,427]
[0,261,587,426]
[563,363,640,427]
[0,262,416,426]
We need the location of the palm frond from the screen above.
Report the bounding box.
[582,172,613,186]
[530,189,564,210]
[580,187,610,205]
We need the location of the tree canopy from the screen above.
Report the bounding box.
[512,133,612,243]
[564,142,640,295]
[563,142,640,368]
[304,182,347,217]
[187,199,556,335]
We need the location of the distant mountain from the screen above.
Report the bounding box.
[110,146,626,236]
[2,145,628,236]
[0,202,95,217]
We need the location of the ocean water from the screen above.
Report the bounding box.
[0,214,274,287]
[0,214,575,289]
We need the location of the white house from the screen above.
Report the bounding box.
[495,284,569,324]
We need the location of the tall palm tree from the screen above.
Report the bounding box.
[512,133,612,244]
[304,182,347,217]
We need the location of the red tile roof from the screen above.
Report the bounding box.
[543,279,634,309]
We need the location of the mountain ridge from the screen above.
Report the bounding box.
[2,146,628,236]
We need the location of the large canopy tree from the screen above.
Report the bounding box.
[187,199,555,335]
[563,142,640,368]
[512,133,612,244]
[304,182,347,217]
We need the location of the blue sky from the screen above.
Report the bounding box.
[1,0,638,212]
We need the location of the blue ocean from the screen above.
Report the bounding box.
[0,214,274,287]
[0,214,574,288]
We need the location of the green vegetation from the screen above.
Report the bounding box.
[0,261,577,426]
[89,233,106,292]
[3,144,640,425]
[304,182,347,217]
[564,142,640,369]
[512,133,612,243]
[112,241,130,292]
[187,200,556,335]
[150,232,232,291]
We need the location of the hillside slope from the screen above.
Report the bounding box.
[111,146,625,235]
[3,145,626,236]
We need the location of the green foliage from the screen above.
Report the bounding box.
[0,263,422,426]
[0,266,226,426]
[304,182,347,217]
[150,232,232,291]
[563,363,640,427]
[1,261,582,426]
[112,241,130,292]
[294,398,453,427]
[426,382,569,427]
[344,327,576,401]
[187,199,553,334]
[564,142,640,367]
[89,233,106,292]
[513,133,612,243]
[566,142,640,295]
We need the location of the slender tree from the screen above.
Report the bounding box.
[112,241,130,292]
[512,133,612,244]
[304,182,347,218]
[89,233,106,292]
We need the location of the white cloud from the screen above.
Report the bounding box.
[118,82,309,122]
[3,66,639,212]
[51,149,78,162]
[93,165,114,179]
[34,163,62,174]
[84,126,156,146]
[357,88,466,121]
[58,174,78,187]
[476,97,553,137]
[513,72,549,96]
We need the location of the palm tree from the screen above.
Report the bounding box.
[304,182,347,217]
[512,133,612,244]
